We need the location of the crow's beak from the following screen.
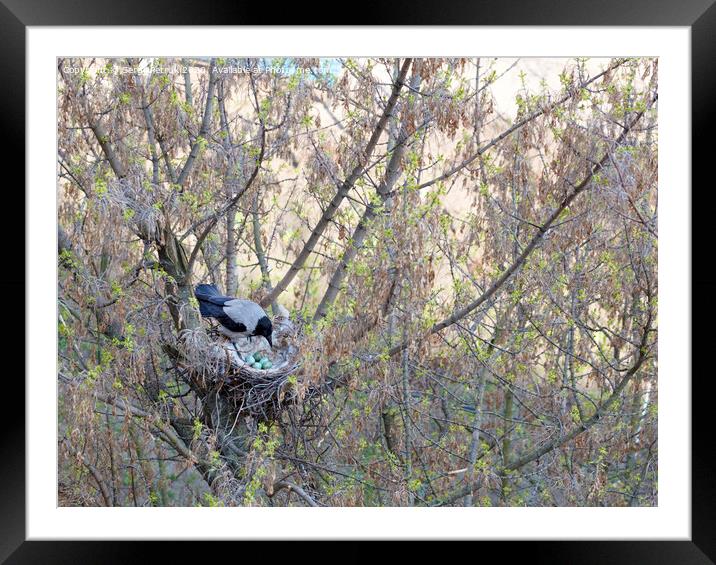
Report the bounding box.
[267,334,273,348]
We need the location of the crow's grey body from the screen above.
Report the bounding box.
[195,284,273,345]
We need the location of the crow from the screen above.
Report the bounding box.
[194,284,273,347]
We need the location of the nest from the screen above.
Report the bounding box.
[179,311,304,419]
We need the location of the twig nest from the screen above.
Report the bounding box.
[205,311,303,418]
[178,309,303,418]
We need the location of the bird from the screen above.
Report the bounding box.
[194,283,273,347]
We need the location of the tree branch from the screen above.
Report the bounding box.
[313,126,410,320]
[176,60,218,188]
[89,120,127,179]
[437,306,653,505]
[62,439,113,506]
[270,480,320,507]
[505,308,653,471]
[183,123,265,284]
[414,59,627,191]
[260,58,413,308]
[386,94,655,359]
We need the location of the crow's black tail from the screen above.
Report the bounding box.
[195,283,221,301]
[195,284,222,317]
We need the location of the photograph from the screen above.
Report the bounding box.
[56,55,658,508]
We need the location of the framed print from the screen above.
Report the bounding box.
[5,0,714,562]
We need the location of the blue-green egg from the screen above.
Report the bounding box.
[261,360,272,370]
[252,362,263,370]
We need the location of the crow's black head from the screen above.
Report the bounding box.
[253,316,273,347]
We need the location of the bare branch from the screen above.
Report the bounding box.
[271,480,320,507]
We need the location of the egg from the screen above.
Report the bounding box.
[252,362,263,370]
[261,359,272,369]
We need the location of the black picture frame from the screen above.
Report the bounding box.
[4,1,713,562]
